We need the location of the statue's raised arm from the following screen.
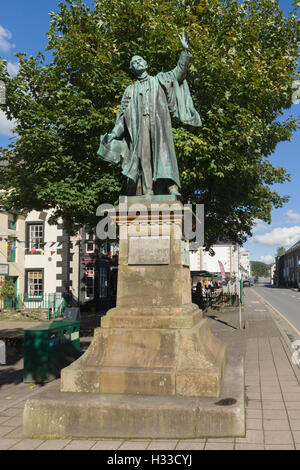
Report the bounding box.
[168,29,192,84]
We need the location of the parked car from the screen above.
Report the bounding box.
[243,279,253,287]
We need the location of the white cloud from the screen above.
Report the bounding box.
[0,110,16,136]
[252,219,269,234]
[254,226,300,247]
[285,209,300,222]
[0,25,15,53]
[260,255,274,264]
[6,61,19,77]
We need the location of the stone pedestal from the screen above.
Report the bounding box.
[23,196,245,438]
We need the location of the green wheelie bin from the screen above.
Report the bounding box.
[23,320,80,383]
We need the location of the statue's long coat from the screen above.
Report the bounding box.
[98,51,201,188]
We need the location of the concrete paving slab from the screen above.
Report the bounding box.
[2,416,22,428]
[246,418,263,430]
[292,431,300,443]
[263,419,290,431]
[247,409,263,419]
[290,420,300,430]
[264,430,293,445]
[9,438,45,450]
[91,440,124,450]
[0,438,21,450]
[118,440,150,450]
[147,440,178,450]
[236,430,264,444]
[262,401,286,410]
[247,400,262,409]
[205,442,234,450]
[35,439,71,450]
[285,402,300,410]
[263,409,288,420]
[63,439,98,450]
[176,440,205,450]
[265,445,295,450]
[0,426,16,438]
[235,443,264,450]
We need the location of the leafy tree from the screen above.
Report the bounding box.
[0,0,298,244]
[0,279,15,298]
[251,260,269,277]
[276,246,286,256]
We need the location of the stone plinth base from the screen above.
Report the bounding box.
[60,304,226,398]
[23,357,245,439]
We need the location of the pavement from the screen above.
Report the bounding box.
[0,288,300,450]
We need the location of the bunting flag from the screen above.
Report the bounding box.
[218,260,226,280]
[31,249,36,254]
[50,251,55,256]
[41,250,45,255]
[2,244,8,250]
[12,246,17,251]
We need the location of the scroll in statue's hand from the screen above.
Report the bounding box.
[103,133,116,144]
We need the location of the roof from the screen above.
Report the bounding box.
[285,239,300,255]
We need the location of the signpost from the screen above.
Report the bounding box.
[238,246,243,329]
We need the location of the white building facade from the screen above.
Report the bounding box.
[24,210,64,297]
[0,210,26,295]
[189,242,240,278]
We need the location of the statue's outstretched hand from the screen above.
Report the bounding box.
[179,29,189,50]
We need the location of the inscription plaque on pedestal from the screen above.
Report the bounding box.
[128,236,170,265]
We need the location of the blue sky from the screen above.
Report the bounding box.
[0,0,299,264]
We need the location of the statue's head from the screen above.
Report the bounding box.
[130,55,148,76]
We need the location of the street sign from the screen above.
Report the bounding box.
[63,307,80,321]
[0,264,9,275]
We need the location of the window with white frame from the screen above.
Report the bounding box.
[26,270,43,298]
[28,223,44,251]
[86,232,95,253]
[85,267,94,299]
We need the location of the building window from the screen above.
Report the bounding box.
[86,232,95,253]
[85,267,94,299]
[26,223,44,251]
[26,270,43,298]
[7,238,16,262]
[99,267,108,298]
[8,213,17,230]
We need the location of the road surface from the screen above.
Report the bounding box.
[250,281,300,334]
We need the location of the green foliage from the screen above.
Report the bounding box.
[0,279,15,298]
[251,260,270,277]
[0,0,299,243]
[276,246,286,256]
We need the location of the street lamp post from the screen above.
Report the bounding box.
[237,245,243,329]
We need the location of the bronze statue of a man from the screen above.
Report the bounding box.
[98,30,201,196]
